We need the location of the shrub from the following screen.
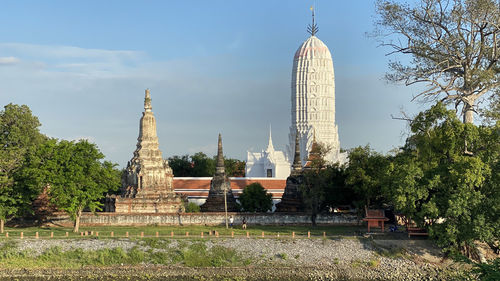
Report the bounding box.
[238,183,273,212]
[368,258,380,268]
[185,202,201,213]
[472,258,500,281]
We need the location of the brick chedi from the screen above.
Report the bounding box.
[115,89,186,213]
[276,131,305,212]
[200,134,239,212]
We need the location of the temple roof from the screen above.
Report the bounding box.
[293,35,332,61]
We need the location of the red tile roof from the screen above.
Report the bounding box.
[173,177,286,199]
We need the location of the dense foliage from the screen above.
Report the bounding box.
[238,183,273,212]
[168,152,245,177]
[300,142,331,226]
[21,139,121,232]
[297,103,499,258]
[0,104,45,232]
[386,103,499,255]
[345,145,390,209]
[0,103,121,232]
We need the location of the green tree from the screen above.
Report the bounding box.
[24,139,121,232]
[374,0,500,124]
[192,152,215,176]
[386,103,499,256]
[345,145,390,210]
[0,154,17,233]
[238,183,272,212]
[168,155,192,177]
[300,142,331,226]
[0,104,44,233]
[169,152,245,177]
[321,164,353,210]
[224,158,246,177]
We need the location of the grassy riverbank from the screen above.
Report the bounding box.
[0,235,475,280]
[0,240,250,269]
[0,225,364,239]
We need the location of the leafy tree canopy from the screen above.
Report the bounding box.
[321,164,353,210]
[22,139,121,232]
[238,183,273,212]
[386,102,499,254]
[0,103,45,231]
[345,145,391,209]
[300,142,332,226]
[168,152,245,177]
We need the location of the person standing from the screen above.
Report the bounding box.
[242,217,247,230]
[229,216,234,228]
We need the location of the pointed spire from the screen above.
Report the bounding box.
[291,130,302,174]
[307,5,319,36]
[266,124,274,151]
[305,128,321,168]
[144,89,152,112]
[215,133,225,174]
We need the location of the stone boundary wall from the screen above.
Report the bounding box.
[47,212,359,227]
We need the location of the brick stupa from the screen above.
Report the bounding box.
[200,134,239,212]
[275,132,305,212]
[115,89,186,213]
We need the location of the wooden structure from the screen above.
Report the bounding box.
[363,209,389,232]
[404,217,429,238]
[407,227,428,237]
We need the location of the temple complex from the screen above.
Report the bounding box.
[115,89,186,213]
[246,9,347,179]
[275,132,305,212]
[200,134,239,212]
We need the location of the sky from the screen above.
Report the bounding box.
[0,0,427,166]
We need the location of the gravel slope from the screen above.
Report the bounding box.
[0,237,459,280]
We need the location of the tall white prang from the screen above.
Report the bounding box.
[288,31,344,164]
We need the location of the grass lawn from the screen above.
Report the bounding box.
[0,224,364,239]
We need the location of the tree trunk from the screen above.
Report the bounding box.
[311,196,318,227]
[463,98,476,124]
[463,100,476,155]
[0,219,4,234]
[463,105,474,124]
[311,212,317,227]
[73,209,82,233]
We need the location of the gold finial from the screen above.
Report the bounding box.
[307,5,319,36]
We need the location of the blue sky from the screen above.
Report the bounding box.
[0,0,426,166]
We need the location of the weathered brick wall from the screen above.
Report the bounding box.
[47,212,359,227]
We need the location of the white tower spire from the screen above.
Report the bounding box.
[288,9,341,165]
[266,124,274,151]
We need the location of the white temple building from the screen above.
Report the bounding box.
[245,127,291,179]
[245,8,347,178]
[287,10,347,165]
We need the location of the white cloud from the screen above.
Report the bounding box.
[0,43,147,78]
[0,42,282,166]
[0,43,143,61]
[0,56,20,65]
